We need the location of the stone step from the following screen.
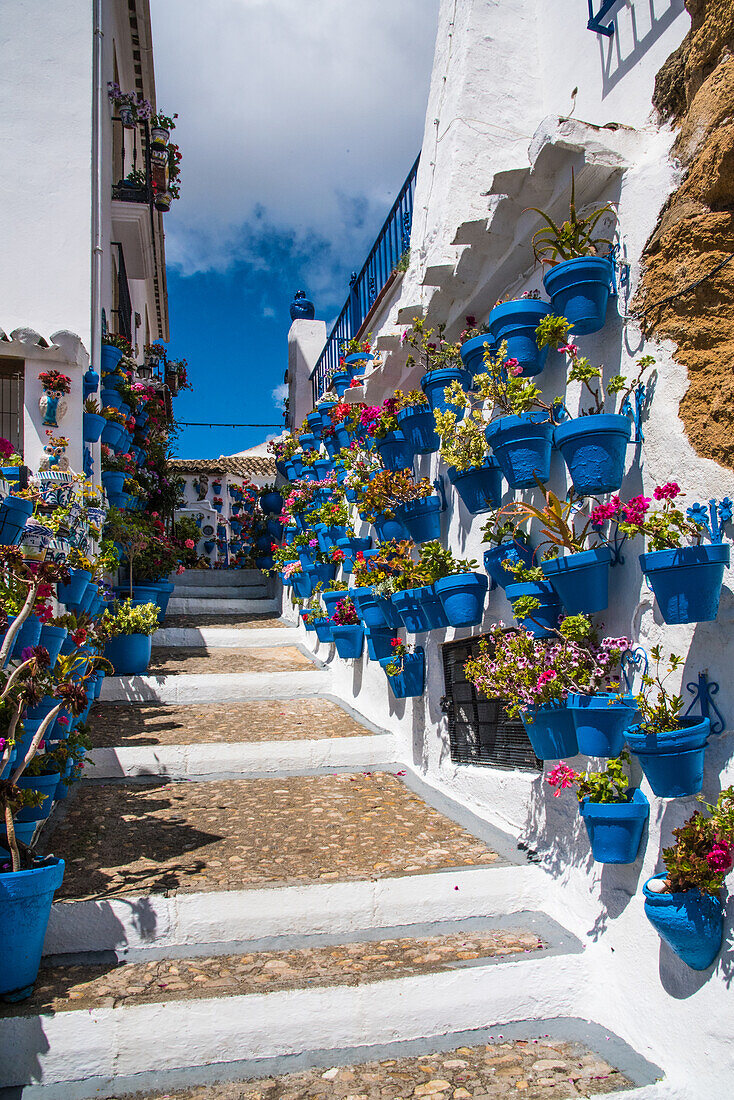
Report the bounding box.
[146,646,317,677]
[171,584,272,599]
[163,612,286,630]
[167,596,280,616]
[100,667,330,704]
[153,625,298,648]
[174,569,271,588]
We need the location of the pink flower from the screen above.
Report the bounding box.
[620,495,652,525]
[558,343,579,357]
[184,539,195,549]
[590,496,621,525]
[706,840,733,874]
[57,716,69,727]
[176,565,185,574]
[536,669,557,688]
[504,357,522,376]
[0,437,13,459]
[308,539,319,548]
[653,482,681,501]
[546,762,578,797]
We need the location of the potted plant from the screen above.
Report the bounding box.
[351,550,400,631]
[546,752,649,864]
[0,490,33,547]
[101,332,132,372]
[306,603,333,644]
[504,484,612,614]
[422,541,488,628]
[529,171,616,336]
[83,396,106,444]
[476,344,558,489]
[395,389,439,455]
[335,534,372,575]
[608,485,730,625]
[0,438,25,483]
[107,83,151,128]
[340,335,374,377]
[330,597,364,658]
[260,485,283,515]
[150,109,177,147]
[353,470,412,543]
[401,318,470,415]
[434,388,503,515]
[487,290,551,378]
[457,316,493,378]
[376,471,441,545]
[480,512,534,589]
[380,637,425,698]
[368,397,413,472]
[624,647,710,798]
[643,787,734,970]
[100,599,160,675]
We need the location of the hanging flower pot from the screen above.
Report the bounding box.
[320,591,344,620]
[313,459,334,480]
[352,586,394,629]
[626,717,710,798]
[100,345,123,372]
[344,352,373,377]
[332,371,351,397]
[299,433,319,454]
[313,618,333,643]
[433,572,488,627]
[260,491,283,514]
[104,633,153,676]
[83,412,106,444]
[505,580,561,638]
[83,368,100,398]
[459,334,495,377]
[300,611,316,632]
[543,256,614,336]
[487,299,551,376]
[580,789,649,864]
[0,495,33,547]
[102,470,126,501]
[304,562,337,588]
[318,401,336,431]
[332,623,364,659]
[380,649,425,698]
[375,431,414,472]
[447,460,503,515]
[521,703,578,760]
[335,536,372,574]
[639,543,729,625]
[306,411,323,436]
[365,627,395,660]
[100,388,124,413]
[482,539,534,589]
[567,692,638,757]
[485,412,554,490]
[643,874,723,970]
[57,567,91,609]
[373,514,409,542]
[6,613,42,660]
[0,857,66,1000]
[554,414,631,496]
[540,546,612,614]
[396,405,439,455]
[397,496,442,544]
[15,771,60,823]
[421,368,472,415]
[392,588,435,633]
[39,624,68,671]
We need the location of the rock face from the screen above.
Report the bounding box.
[637,0,734,468]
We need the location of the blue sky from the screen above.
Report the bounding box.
[150,0,439,458]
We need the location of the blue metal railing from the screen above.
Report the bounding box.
[310,153,419,404]
[587,0,618,36]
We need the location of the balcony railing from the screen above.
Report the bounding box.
[111,116,154,205]
[310,153,419,404]
[111,242,133,344]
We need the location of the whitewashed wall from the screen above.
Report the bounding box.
[290,1,734,1093]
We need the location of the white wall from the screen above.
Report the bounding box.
[289,1,734,1092]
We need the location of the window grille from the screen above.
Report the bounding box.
[441,635,541,771]
[0,359,24,454]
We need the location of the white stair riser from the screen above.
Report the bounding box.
[100,670,330,704]
[167,597,279,615]
[153,627,298,648]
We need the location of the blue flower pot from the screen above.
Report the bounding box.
[332,371,351,397]
[420,367,471,415]
[567,692,638,757]
[505,581,561,637]
[83,368,100,397]
[365,627,395,660]
[433,572,488,627]
[521,704,578,760]
[102,470,125,500]
[39,624,68,671]
[332,624,364,659]
[306,411,323,436]
[352,587,393,629]
[15,771,61,823]
[396,405,439,455]
[380,649,425,698]
[7,614,42,661]
[0,857,65,1000]
[397,496,442,543]
[300,612,316,631]
[392,587,440,633]
[1,467,21,483]
[459,334,495,377]
[100,387,124,411]
[260,491,283,514]
[626,717,710,798]
[543,256,614,336]
[320,591,345,620]
[487,299,551,376]
[344,352,373,375]
[373,514,408,542]
[323,434,339,459]
[335,536,372,574]
[639,543,729,625]
[485,412,554,489]
[447,460,503,514]
[104,633,153,676]
[0,495,33,547]
[101,345,123,371]
[419,586,449,629]
[318,401,336,431]
[482,540,533,588]
[554,414,631,496]
[0,747,17,781]
[314,459,334,481]
[313,618,333,643]
[541,545,612,614]
[333,424,350,450]
[304,562,337,589]
[83,412,106,444]
[643,873,723,970]
[376,431,414,472]
[299,433,318,453]
[580,789,649,864]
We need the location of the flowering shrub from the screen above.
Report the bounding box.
[591,484,710,551]
[547,752,632,804]
[99,600,160,638]
[402,317,461,376]
[354,470,433,522]
[0,438,23,466]
[331,597,359,625]
[340,335,372,357]
[384,636,414,676]
[38,369,71,395]
[661,787,734,894]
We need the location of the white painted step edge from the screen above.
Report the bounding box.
[44,864,547,956]
[87,734,397,779]
[0,953,589,1088]
[100,669,330,704]
[167,597,279,614]
[153,626,299,648]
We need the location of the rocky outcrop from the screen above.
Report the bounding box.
[636,0,734,468]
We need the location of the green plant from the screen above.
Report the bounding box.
[480,511,529,548]
[384,636,413,676]
[502,484,599,556]
[394,388,429,411]
[473,341,559,420]
[434,403,489,470]
[394,248,410,274]
[546,752,632,804]
[661,788,734,894]
[630,646,684,736]
[355,470,433,521]
[403,317,461,377]
[102,333,133,354]
[84,396,101,415]
[527,170,615,264]
[419,541,477,581]
[100,600,160,638]
[151,110,177,131]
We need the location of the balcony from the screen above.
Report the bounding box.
[310,154,419,404]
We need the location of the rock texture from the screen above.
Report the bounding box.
[637,0,734,468]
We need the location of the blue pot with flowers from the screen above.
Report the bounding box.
[487,298,551,376]
[447,460,502,515]
[397,496,442,544]
[0,496,33,547]
[375,431,413,472]
[335,536,372,575]
[421,367,471,416]
[505,580,561,637]
[433,572,488,628]
[484,412,554,489]
[520,703,578,760]
[543,257,614,336]
[380,646,425,699]
[397,404,439,455]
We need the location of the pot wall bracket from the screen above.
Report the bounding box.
[686,498,733,543]
[433,476,449,513]
[622,646,726,735]
[620,381,647,444]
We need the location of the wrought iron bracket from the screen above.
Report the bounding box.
[686,498,733,544]
[83,446,94,479]
[620,381,647,444]
[607,527,628,567]
[683,672,726,735]
[433,476,449,513]
[587,0,617,36]
[621,646,649,694]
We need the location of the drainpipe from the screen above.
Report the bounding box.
[91,0,104,374]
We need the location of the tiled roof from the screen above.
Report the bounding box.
[170,456,276,477]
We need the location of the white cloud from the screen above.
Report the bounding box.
[262,305,276,319]
[271,382,289,409]
[150,0,438,287]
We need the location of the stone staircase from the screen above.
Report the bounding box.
[167,568,278,616]
[0,578,665,1099]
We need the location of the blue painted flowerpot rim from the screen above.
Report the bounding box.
[1,496,34,518]
[554,413,632,446]
[580,788,650,820]
[332,371,350,382]
[541,545,612,575]
[642,872,719,907]
[447,458,500,482]
[485,411,553,440]
[434,572,488,593]
[344,353,374,364]
[393,586,433,604]
[505,580,557,598]
[377,429,409,445]
[640,543,730,571]
[460,334,495,361]
[543,255,614,295]
[420,367,472,390]
[488,299,551,336]
[336,537,372,551]
[566,692,636,711]
[626,716,710,751]
[399,495,442,516]
[396,405,431,422]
